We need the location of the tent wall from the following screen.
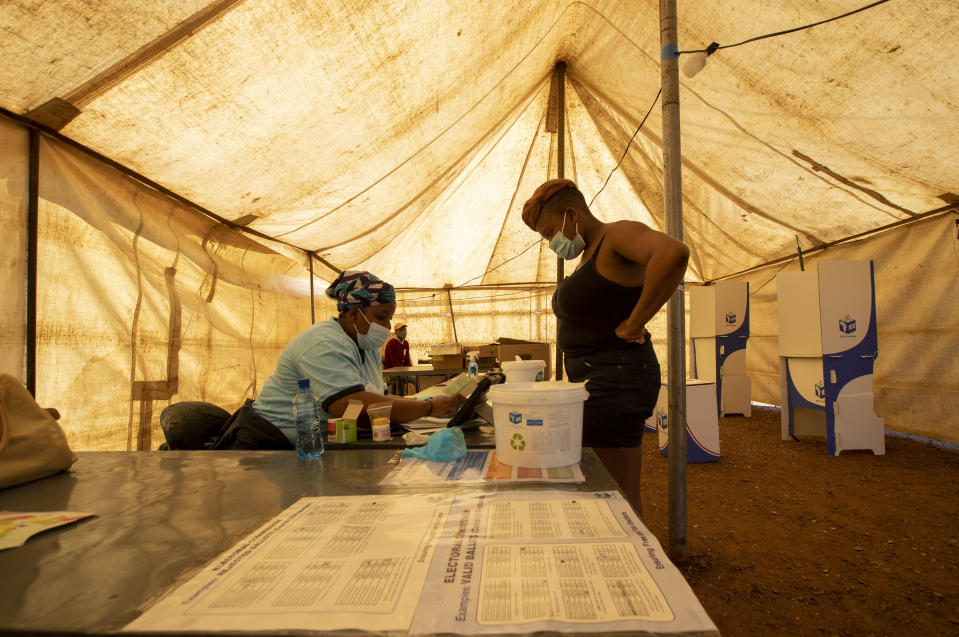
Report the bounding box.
[1,115,340,450]
[730,213,959,444]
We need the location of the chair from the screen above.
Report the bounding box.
[386,377,417,396]
[160,401,231,450]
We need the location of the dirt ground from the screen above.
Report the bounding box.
[637,405,959,637]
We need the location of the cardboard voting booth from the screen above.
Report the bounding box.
[777,260,884,456]
[646,380,720,462]
[688,281,751,417]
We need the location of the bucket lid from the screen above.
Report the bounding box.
[488,380,588,403]
[501,359,546,369]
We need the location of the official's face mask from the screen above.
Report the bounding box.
[355,309,391,351]
[549,211,586,260]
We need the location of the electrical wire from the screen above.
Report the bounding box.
[399,287,551,304]
[749,256,798,296]
[456,238,543,288]
[394,238,543,303]
[589,88,662,207]
[677,0,893,54]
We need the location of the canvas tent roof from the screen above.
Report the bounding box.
[1,0,958,448]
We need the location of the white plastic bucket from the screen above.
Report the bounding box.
[487,381,589,468]
[501,359,546,383]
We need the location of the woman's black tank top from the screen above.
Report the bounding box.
[552,235,645,357]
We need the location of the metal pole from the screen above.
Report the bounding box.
[26,129,39,395]
[660,0,688,559]
[554,61,566,381]
[308,252,315,324]
[445,288,458,344]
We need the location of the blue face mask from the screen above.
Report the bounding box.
[355,310,391,351]
[549,211,586,260]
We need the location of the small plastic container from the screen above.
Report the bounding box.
[367,401,392,441]
[501,359,546,383]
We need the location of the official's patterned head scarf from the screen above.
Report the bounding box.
[325,270,396,312]
[521,178,578,230]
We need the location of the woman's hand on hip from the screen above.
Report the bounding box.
[615,319,647,344]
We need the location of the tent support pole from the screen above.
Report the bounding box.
[26,129,39,395]
[660,0,688,560]
[445,288,458,344]
[554,61,566,380]
[308,252,315,324]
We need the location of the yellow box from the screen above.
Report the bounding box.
[336,400,362,443]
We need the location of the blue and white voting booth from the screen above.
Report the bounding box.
[777,260,884,456]
[689,281,751,417]
[646,380,721,463]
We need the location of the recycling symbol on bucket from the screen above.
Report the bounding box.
[510,433,526,451]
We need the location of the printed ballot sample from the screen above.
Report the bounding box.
[124,494,450,633]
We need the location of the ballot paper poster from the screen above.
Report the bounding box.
[0,511,94,550]
[379,449,585,486]
[124,494,451,633]
[124,492,715,635]
[409,491,717,635]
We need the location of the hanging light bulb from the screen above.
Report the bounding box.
[682,53,708,78]
[682,42,720,78]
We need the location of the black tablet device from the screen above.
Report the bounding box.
[446,372,504,428]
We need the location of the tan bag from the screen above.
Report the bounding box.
[0,374,77,490]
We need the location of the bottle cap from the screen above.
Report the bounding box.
[297,378,310,390]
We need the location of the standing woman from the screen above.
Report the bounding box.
[521,179,689,516]
[251,270,463,443]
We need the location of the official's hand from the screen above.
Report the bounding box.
[615,319,647,344]
[430,393,466,417]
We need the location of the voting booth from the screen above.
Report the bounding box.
[646,380,720,463]
[777,260,884,456]
[689,281,751,417]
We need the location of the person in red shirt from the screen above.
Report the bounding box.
[383,323,414,394]
[383,323,412,369]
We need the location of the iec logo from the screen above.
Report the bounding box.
[839,314,857,334]
[657,411,667,431]
[509,412,522,424]
[814,381,825,399]
[725,312,736,325]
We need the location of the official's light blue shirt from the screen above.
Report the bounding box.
[253,318,387,442]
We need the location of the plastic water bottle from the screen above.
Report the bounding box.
[293,379,324,459]
[468,352,478,378]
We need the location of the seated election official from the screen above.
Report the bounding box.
[251,270,464,443]
[521,179,689,517]
[383,322,412,368]
[383,322,415,393]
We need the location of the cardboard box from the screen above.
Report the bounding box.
[430,343,463,357]
[335,400,361,443]
[432,354,464,370]
[465,344,497,358]
[497,342,552,380]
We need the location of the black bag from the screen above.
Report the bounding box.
[212,399,294,450]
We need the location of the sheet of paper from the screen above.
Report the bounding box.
[379,450,585,486]
[0,511,94,550]
[124,494,452,633]
[409,491,717,635]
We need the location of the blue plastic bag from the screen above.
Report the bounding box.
[401,427,467,462]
